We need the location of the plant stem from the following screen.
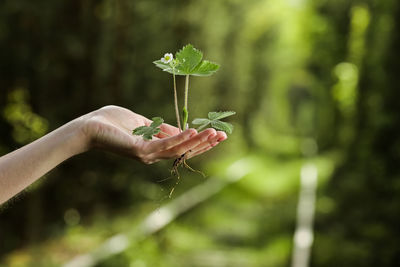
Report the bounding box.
[184,75,189,111]
[172,70,181,131]
[160,130,171,137]
[196,123,209,132]
[182,107,188,131]
[183,74,190,130]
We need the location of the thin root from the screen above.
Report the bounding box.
[169,163,181,198]
[166,150,206,198]
[157,176,174,183]
[183,159,206,178]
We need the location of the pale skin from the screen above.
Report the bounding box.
[0,105,227,205]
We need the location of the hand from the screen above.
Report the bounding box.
[83,106,227,164]
[0,105,228,204]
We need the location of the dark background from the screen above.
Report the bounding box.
[0,0,399,266]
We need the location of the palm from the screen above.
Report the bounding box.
[86,106,226,164]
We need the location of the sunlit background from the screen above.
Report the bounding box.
[1,0,399,266]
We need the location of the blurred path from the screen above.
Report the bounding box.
[63,158,252,267]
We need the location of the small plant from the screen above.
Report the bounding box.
[133,44,235,196]
[133,44,235,138]
[132,117,164,140]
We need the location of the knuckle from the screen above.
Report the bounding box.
[171,147,184,158]
[208,128,217,136]
[171,151,182,159]
[158,140,170,151]
[188,128,197,136]
[203,128,215,136]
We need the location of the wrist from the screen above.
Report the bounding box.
[74,113,96,154]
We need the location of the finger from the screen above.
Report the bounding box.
[160,123,182,135]
[144,128,197,154]
[216,131,227,142]
[154,123,181,138]
[154,128,217,159]
[188,130,227,153]
[186,145,214,159]
[186,132,219,155]
[186,131,227,159]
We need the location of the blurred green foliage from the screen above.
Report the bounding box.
[0,0,400,266]
[3,88,49,144]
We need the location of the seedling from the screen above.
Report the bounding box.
[133,44,234,137]
[132,117,164,140]
[132,44,235,196]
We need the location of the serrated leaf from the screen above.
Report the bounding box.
[153,60,185,75]
[154,45,219,77]
[133,126,157,140]
[152,128,161,135]
[191,60,220,76]
[211,120,234,134]
[150,117,164,128]
[142,133,154,141]
[153,60,170,70]
[132,126,148,135]
[175,44,203,73]
[192,118,210,125]
[132,117,164,140]
[208,111,236,120]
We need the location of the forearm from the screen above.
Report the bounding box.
[0,117,89,204]
[0,105,226,205]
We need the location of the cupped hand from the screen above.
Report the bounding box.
[82,106,227,164]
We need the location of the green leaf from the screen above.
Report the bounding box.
[153,60,185,75]
[208,111,236,120]
[150,117,164,128]
[132,117,164,140]
[154,45,219,77]
[211,120,234,134]
[175,44,203,73]
[153,60,170,71]
[193,110,235,134]
[192,118,210,125]
[192,60,220,76]
[132,126,149,135]
[142,133,154,141]
[192,118,211,132]
[152,128,161,135]
[133,126,156,140]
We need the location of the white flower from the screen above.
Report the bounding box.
[161,53,173,64]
